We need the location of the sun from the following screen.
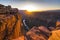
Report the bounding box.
[21,4,37,12]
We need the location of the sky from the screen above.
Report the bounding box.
[0,0,60,11]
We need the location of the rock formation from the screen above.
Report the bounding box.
[25,26,51,40]
[0,4,24,40]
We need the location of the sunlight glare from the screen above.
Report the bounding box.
[21,4,38,12]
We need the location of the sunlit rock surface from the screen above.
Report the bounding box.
[12,36,24,40]
[48,30,60,40]
[0,4,24,40]
[26,26,50,40]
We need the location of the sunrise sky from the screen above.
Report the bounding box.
[0,0,60,11]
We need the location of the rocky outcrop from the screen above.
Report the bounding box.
[0,4,24,40]
[25,26,51,40]
[0,4,18,14]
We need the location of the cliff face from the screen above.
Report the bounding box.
[0,4,24,40]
